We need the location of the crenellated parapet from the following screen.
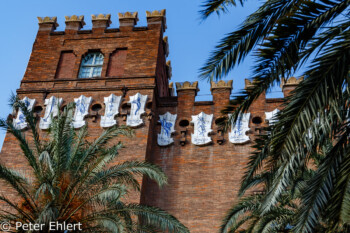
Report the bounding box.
[169,82,175,96]
[146,9,167,31]
[176,81,199,93]
[281,76,304,86]
[166,60,172,80]
[36,10,166,34]
[163,36,169,57]
[281,76,304,96]
[175,82,199,108]
[37,16,59,31]
[65,15,85,24]
[146,9,166,17]
[118,12,139,28]
[244,79,259,90]
[118,11,138,20]
[244,79,267,99]
[65,15,85,32]
[37,16,59,25]
[210,80,233,91]
[211,80,233,107]
[91,14,111,32]
[91,13,111,22]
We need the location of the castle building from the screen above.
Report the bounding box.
[0,10,302,232]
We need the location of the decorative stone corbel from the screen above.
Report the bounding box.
[180,129,187,146]
[217,128,224,145]
[163,36,169,57]
[166,60,172,79]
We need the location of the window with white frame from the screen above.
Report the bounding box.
[78,52,104,78]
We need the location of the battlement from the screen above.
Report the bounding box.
[64,15,85,24]
[281,76,304,96]
[37,16,59,31]
[175,81,199,92]
[37,10,166,34]
[244,77,303,97]
[4,9,305,233]
[210,80,233,91]
[23,10,169,90]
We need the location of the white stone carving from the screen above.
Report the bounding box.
[229,113,251,144]
[100,94,122,128]
[191,112,213,146]
[73,95,92,128]
[265,108,280,125]
[39,96,63,130]
[126,93,147,127]
[157,112,177,146]
[13,97,36,130]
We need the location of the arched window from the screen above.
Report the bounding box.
[78,52,104,78]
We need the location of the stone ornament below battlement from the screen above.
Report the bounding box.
[13,95,280,146]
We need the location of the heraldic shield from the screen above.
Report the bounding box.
[73,95,92,129]
[39,96,62,130]
[126,93,147,127]
[157,112,177,146]
[100,94,122,128]
[14,96,36,130]
[191,112,213,146]
[229,113,251,144]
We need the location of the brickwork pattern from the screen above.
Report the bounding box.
[0,11,294,233]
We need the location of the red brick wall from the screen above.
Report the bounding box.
[141,90,283,233]
[55,51,76,79]
[0,13,290,233]
[0,15,166,211]
[107,49,127,77]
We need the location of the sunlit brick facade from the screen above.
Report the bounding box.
[0,10,301,232]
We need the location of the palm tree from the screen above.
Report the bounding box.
[200,0,350,232]
[0,98,189,233]
[220,144,349,233]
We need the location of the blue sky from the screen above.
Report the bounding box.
[0,0,283,149]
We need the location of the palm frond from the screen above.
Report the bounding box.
[200,0,245,19]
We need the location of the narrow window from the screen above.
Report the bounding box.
[78,52,104,78]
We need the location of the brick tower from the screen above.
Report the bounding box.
[0,10,302,232]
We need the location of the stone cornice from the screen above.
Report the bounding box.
[118,12,139,21]
[210,80,233,91]
[37,16,59,27]
[16,85,156,94]
[175,81,199,93]
[244,79,258,89]
[166,60,172,79]
[146,9,166,30]
[146,9,166,17]
[65,15,86,26]
[281,76,304,87]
